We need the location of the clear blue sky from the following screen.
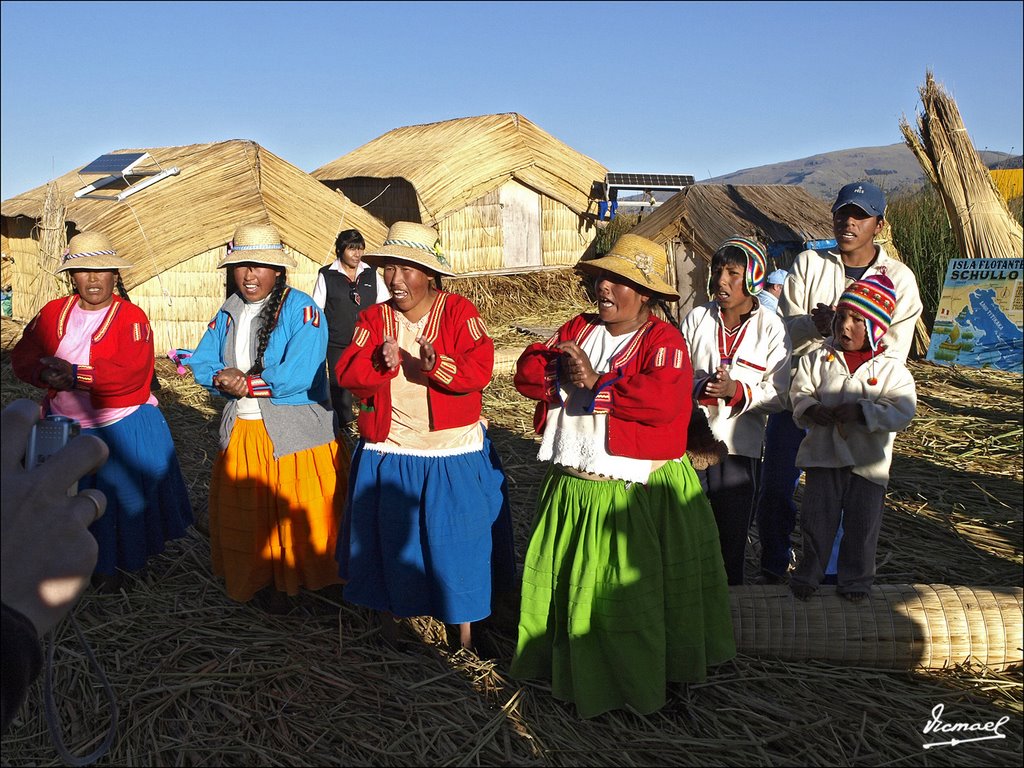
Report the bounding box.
[2,0,1022,201]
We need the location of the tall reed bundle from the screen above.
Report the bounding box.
[31,182,69,317]
[900,71,1024,258]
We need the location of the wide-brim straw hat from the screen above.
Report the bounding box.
[362,221,455,276]
[576,234,679,301]
[218,222,297,269]
[56,232,134,272]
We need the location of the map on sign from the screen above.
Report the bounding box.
[927,258,1023,373]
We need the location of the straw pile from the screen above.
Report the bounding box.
[900,71,1024,258]
[1,311,1021,767]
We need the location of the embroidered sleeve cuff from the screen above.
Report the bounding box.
[74,364,93,390]
[431,354,457,386]
[247,376,272,398]
[728,383,749,414]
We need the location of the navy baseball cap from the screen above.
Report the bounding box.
[831,181,886,217]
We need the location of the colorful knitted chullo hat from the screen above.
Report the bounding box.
[710,236,767,296]
[836,272,897,351]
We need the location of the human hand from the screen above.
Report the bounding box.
[213,367,248,397]
[1,399,109,635]
[555,341,597,389]
[381,336,401,371]
[831,402,864,424]
[812,303,836,337]
[38,356,75,390]
[807,404,836,426]
[704,365,737,400]
[417,337,436,372]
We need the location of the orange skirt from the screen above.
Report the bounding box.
[209,418,349,602]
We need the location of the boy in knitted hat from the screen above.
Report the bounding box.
[680,236,791,585]
[788,272,917,602]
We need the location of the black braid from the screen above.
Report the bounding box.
[247,272,287,376]
[116,274,131,302]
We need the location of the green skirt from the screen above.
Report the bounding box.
[511,459,735,718]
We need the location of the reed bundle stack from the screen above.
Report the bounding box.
[900,71,1023,258]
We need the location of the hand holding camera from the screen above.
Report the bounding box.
[1,400,109,636]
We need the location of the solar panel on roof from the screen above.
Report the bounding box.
[78,153,150,176]
[606,173,694,188]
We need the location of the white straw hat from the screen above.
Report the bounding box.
[218,222,297,269]
[57,232,134,272]
[362,221,455,276]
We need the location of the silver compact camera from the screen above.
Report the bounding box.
[27,415,81,494]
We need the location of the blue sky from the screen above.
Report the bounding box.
[2,1,1022,201]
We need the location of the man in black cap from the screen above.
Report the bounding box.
[755,181,922,584]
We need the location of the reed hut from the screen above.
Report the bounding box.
[1,140,386,352]
[628,183,835,317]
[312,113,607,275]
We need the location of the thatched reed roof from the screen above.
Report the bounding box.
[631,184,835,261]
[1,140,387,289]
[312,113,607,223]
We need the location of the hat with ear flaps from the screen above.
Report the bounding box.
[836,271,897,351]
[575,233,680,301]
[709,236,767,297]
[56,232,134,272]
[362,221,455,276]
[218,222,297,269]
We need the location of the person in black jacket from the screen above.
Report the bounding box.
[312,229,389,426]
[2,399,109,733]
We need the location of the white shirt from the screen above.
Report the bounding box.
[311,260,390,309]
[234,298,267,420]
[538,325,653,483]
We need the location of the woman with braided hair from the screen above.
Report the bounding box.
[188,223,346,612]
[11,231,193,593]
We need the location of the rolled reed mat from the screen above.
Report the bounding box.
[729,584,1023,671]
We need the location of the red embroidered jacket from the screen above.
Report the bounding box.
[514,313,693,460]
[11,295,155,409]
[336,292,494,442]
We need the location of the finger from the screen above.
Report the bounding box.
[1,399,45,471]
[73,489,107,527]
[35,434,109,483]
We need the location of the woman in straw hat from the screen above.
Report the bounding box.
[334,221,514,652]
[11,231,193,593]
[510,233,735,718]
[679,236,791,586]
[187,222,346,612]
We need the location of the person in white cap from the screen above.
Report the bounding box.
[758,268,788,315]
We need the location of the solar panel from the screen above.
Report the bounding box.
[78,153,150,176]
[606,173,694,188]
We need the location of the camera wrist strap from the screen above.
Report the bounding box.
[43,613,119,766]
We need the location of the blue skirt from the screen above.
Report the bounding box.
[337,433,515,624]
[81,404,194,575]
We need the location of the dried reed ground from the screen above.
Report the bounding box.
[0,271,1020,767]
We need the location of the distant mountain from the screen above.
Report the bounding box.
[704,143,1020,203]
